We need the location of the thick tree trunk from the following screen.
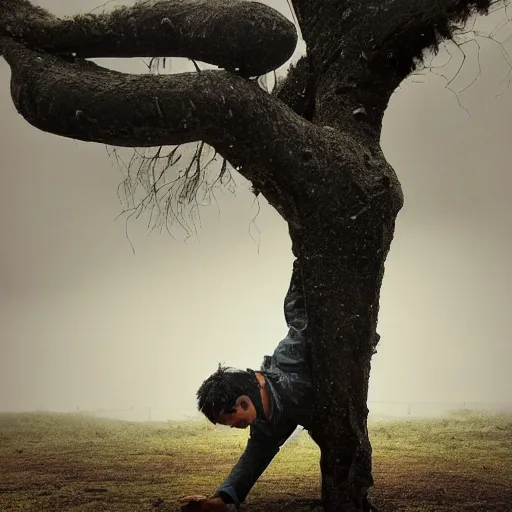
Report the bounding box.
[283,1,493,507]
[302,222,395,512]
[288,137,401,511]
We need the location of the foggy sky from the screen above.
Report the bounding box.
[0,0,511,419]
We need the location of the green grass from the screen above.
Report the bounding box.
[0,411,511,511]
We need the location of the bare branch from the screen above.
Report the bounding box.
[114,142,233,238]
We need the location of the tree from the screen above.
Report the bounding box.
[0,0,507,510]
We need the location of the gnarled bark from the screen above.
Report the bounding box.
[0,0,502,510]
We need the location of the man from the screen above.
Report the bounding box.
[179,259,315,511]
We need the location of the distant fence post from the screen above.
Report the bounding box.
[407,403,411,416]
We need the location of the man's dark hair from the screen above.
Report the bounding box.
[196,365,260,424]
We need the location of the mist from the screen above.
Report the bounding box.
[0,0,511,422]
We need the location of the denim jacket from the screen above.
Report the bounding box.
[214,260,313,507]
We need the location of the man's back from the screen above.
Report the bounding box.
[260,333,313,431]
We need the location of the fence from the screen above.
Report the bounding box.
[74,401,512,423]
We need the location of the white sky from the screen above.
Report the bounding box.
[0,1,511,419]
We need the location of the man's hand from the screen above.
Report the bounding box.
[179,495,206,511]
[179,495,230,511]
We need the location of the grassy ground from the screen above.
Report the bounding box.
[0,411,511,511]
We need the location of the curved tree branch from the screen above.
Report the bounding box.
[0,0,310,226]
[2,35,329,227]
[1,37,310,152]
[1,0,297,77]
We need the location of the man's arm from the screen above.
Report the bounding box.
[283,258,307,333]
[212,423,297,507]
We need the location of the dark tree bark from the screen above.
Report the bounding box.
[0,0,502,510]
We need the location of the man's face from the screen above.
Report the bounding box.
[216,395,257,429]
